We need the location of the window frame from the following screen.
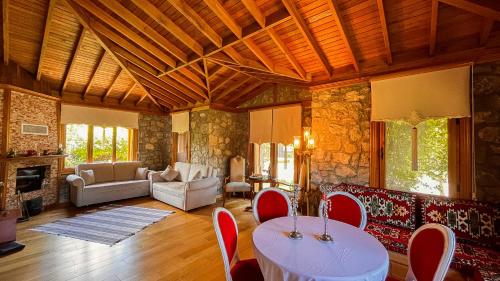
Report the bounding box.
[61,124,138,171]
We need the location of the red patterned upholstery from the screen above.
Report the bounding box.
[254,188,290,224]
[474,269,500,281]
[217,211,238,264]
[452,242,500,272]
[333,183,417,230]
[230,259,264,281]
[420,196,499,248]
[409,227,447,281]
[365,222,412,254]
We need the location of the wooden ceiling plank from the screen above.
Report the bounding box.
[168,0,222,48]
[36,0,57,81]
[376,0,393,65]
[167,72,206,98]
[326,0,359,72]
[439,0,500,21]
[231,83,274,106]
[224,46,245,64]
[178,67,207,89]
[120,83,136,104]
[243,38,274,71]
[267,28,306,79]
[480,18,494,46]
[215,77,252,101]
[82,52,106,99]
[65,0,164,109]
[190,62,205,76]
[129,0,204,56]
[75,0,178,67]
[209,65,225,80]
[112,44,159,76]
[135,92,148,106]
[2,0,9,65]
[203,0,242,39]
[203,58,211,100]
[241,0,265,28]
[430,0,438,56]
[226,80,264,105]
[211,71,239,93]
[160,74,206,101]
[281,0,332,76]
[102,69,123,101]
[61,27,86,95]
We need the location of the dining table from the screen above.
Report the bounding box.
[252,216,390,281]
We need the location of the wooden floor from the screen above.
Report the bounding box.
[0,197,257,281]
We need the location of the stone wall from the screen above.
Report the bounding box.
[138,113,171,170]
[239,84,310,108]
[310,84,371,188]
[190,110,209,165]
[473,62,500,202]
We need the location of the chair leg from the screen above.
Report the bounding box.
[222,191,226,207]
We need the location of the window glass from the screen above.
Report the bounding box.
[259,143,271,176]
[93,126,113,163]
[116,127,129,162]
[64,124,88,167]
[385,118,449,196]
[276,143,294,184]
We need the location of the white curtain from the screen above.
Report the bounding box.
[61,104,138,128]
[171,111,190,133]
[272,105,302,145]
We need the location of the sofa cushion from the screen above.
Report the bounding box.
[79,170,95,185]
[160,165,179,181]
[334,183,417,230]
[365,221,412,254]
[135,167,148,180]
[113,161,142,181]
[421,196,500,248]
[153,182,188,199]
[76,163,114,183]
[474,268,500,281]
[85,180,149,191]
[189,177,219,191]
[452,242,500,273]
[175,162,191,182]
[188,164,208,181]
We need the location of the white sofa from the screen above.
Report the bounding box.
[66,162,150,207]
[149,162,219,211]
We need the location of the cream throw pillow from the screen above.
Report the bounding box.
[160,165,179,181]
[80,170,95,185]
[135,167,148,180]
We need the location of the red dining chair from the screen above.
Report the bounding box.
[252,188,292,224]
[213,207,264,281]
[319,191,367,229]
[386,223,455,281]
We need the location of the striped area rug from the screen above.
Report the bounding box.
[30,204,173,246]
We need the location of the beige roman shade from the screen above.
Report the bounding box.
[371,66,471,124]
[61,104,138,128]
[272,105,302,145]
[171,111,190,133]
[249,109,272,144]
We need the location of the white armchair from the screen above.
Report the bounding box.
[223,156,252,207]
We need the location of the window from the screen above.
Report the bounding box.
[63,124,136,169]
[385,118,449,196]
[276,143,295,184]
[259,143,271,176]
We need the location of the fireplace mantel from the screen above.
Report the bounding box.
[0,155,66,163]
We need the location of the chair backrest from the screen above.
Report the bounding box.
[406,223,456,281]
[319,191,367,229]
[230,156,246,182]
[213,207,239,281]
[253,188,292,224]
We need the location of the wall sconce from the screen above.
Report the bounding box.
[293,136,301,150]
[303,127,311,141]
[306,137,315,150]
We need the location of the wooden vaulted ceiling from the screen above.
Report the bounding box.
[1,0,500,113]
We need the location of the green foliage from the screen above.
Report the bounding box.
[385,118,448,195]
[65,124,88,168]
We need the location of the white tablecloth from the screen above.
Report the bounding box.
[252,216,389,281]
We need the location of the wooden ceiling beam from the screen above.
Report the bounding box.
[209,65,225,80]
[224,46,245,64]
[267,28,306,79]
[101,69,122,101]
[226,80,264,105]
[65,0,164,109]
[231,83,274,107]
[190,62,205,76]
[211,71,239,93]
[120,83,136,104]
[203,0,242,39]
[375,0,392,65]
[480,18,494,46]
[75,0,178,67]
[129,0,204,56]
[430,0,439,56]
[135,78,183,106]
[2,0,9,65]
[203,58,211,100]
[326,0,359,72]
[439,0,500,21]
[167,72,206,98]
[208,58,263,81]
[61,27,86,94]
[281,0,332,76]
[214,76,252,101]
[243,38,274,71]
[135,92,148,106]
[112,44,159,76]
[242,0,265,28]
[168,0,222,48]
[36,0,57,81]
[82,52,106,99]
[178,67,207,89]
[160,74,206,101]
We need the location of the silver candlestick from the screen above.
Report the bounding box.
[318,187,333,243]
[288,184,303,240]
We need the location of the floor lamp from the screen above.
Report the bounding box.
[294,127,315,215]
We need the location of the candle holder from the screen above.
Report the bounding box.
[318,188,333,243]
[288,184,303,240]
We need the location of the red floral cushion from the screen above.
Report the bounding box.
[334,183,417,230]
[420,196,500,248]
[452,243,500,273]
[365,222,412,254]
[474,269,500,281]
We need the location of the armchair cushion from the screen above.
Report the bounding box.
[160,165,178,181]
[174,162,191,182]
[226,182,251,192]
